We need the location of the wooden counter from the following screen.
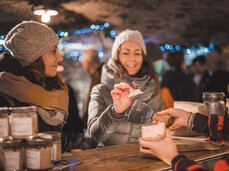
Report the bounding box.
[65,141,229,171]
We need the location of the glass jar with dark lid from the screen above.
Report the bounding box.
[1,138,23,171]
[10,106,38,139]
[38,131,62,162]
[25,137,53,170]
[0,107,9,139]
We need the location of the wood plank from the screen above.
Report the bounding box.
[174,136,223,151]
[64,142,229,171]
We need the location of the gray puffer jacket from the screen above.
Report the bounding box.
[87,58,163,146]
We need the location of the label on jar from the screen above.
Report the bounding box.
[0,118,8,137]
[53,144,57,161]
[11,117,32,136]
[26,150,40,169]
[4,151,19,170]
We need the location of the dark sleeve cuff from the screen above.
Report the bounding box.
[110,106,125,119]
[193,113,209,135]
[172,154,207,171]
[223,116,229,141]
[171,154,187,168]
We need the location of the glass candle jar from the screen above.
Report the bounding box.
[38,131,62,162]
[1,139,23,171]
[10,106,38,139]
[203,92,225,116]
[0,107,9,139]
[25,137,53,170]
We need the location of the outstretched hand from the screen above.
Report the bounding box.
[153,108,190,131]
[139,129,179,165]
[111,82,134,114]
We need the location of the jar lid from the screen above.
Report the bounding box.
[0,107,9,114]
[25,137,52,146]
[1,139,22,148]
[38,131,61,141]
[10,106,37,113]
[203,92,225,99]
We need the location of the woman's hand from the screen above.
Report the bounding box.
[139,129,179,166]
[111,82,134,114]
[153,108,190,131]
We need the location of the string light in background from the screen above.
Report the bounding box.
[0,21,215,64]
[159,42,215,54]
[58,22,115,61]
[0,35,6,51]
[159,42,215,65]
[58,22,111,37]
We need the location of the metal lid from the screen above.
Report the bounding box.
[203,92,225,100]
[0,107,9,114]
[1,139,22,148]
[38,131,61,141]
[10,106,37,113]
[25,137,52,146]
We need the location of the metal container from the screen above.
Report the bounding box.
[0,107,9,139]
[25,137,53,170]
[203,92,225,116]
[1,139,23,171]
[10,106,38,139]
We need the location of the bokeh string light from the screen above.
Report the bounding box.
[57,22,115,62]
[0,35,6,51]
[159,42,215,54]
[57,22,112,37]
[0,22,215,64]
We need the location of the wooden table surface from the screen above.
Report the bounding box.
[65,142,229,171]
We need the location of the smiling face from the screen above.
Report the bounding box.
[118,41,143,76]
[42,45,63,77]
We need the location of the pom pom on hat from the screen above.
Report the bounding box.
[3,20,59,66]
[111,29,146,58]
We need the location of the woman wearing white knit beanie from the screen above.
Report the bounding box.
[87,29,163,146]
[0,21,84,152]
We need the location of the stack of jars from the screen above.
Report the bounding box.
[0,106,62,171]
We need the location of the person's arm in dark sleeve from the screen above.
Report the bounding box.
[172,154,207,171]
[192,113,227,142]
[192,113,209,136]
[214,154,229,171]
[223,115,229,142]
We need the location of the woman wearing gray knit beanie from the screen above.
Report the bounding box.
[0,21,84,151]
[87,29,163,146]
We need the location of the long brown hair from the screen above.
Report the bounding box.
[25,57,67,91]
[113,48,160,93]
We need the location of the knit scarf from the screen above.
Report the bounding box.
[101,58,158,101]
[0,72,69,116]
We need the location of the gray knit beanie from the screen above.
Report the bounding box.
[111,29,146,58]
[3,20,59,66]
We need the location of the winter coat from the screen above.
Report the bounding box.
[0,52,84,151]
[87,58,164,146]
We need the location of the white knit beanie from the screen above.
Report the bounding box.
[3,20,59,66]
[111,29,146,58]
